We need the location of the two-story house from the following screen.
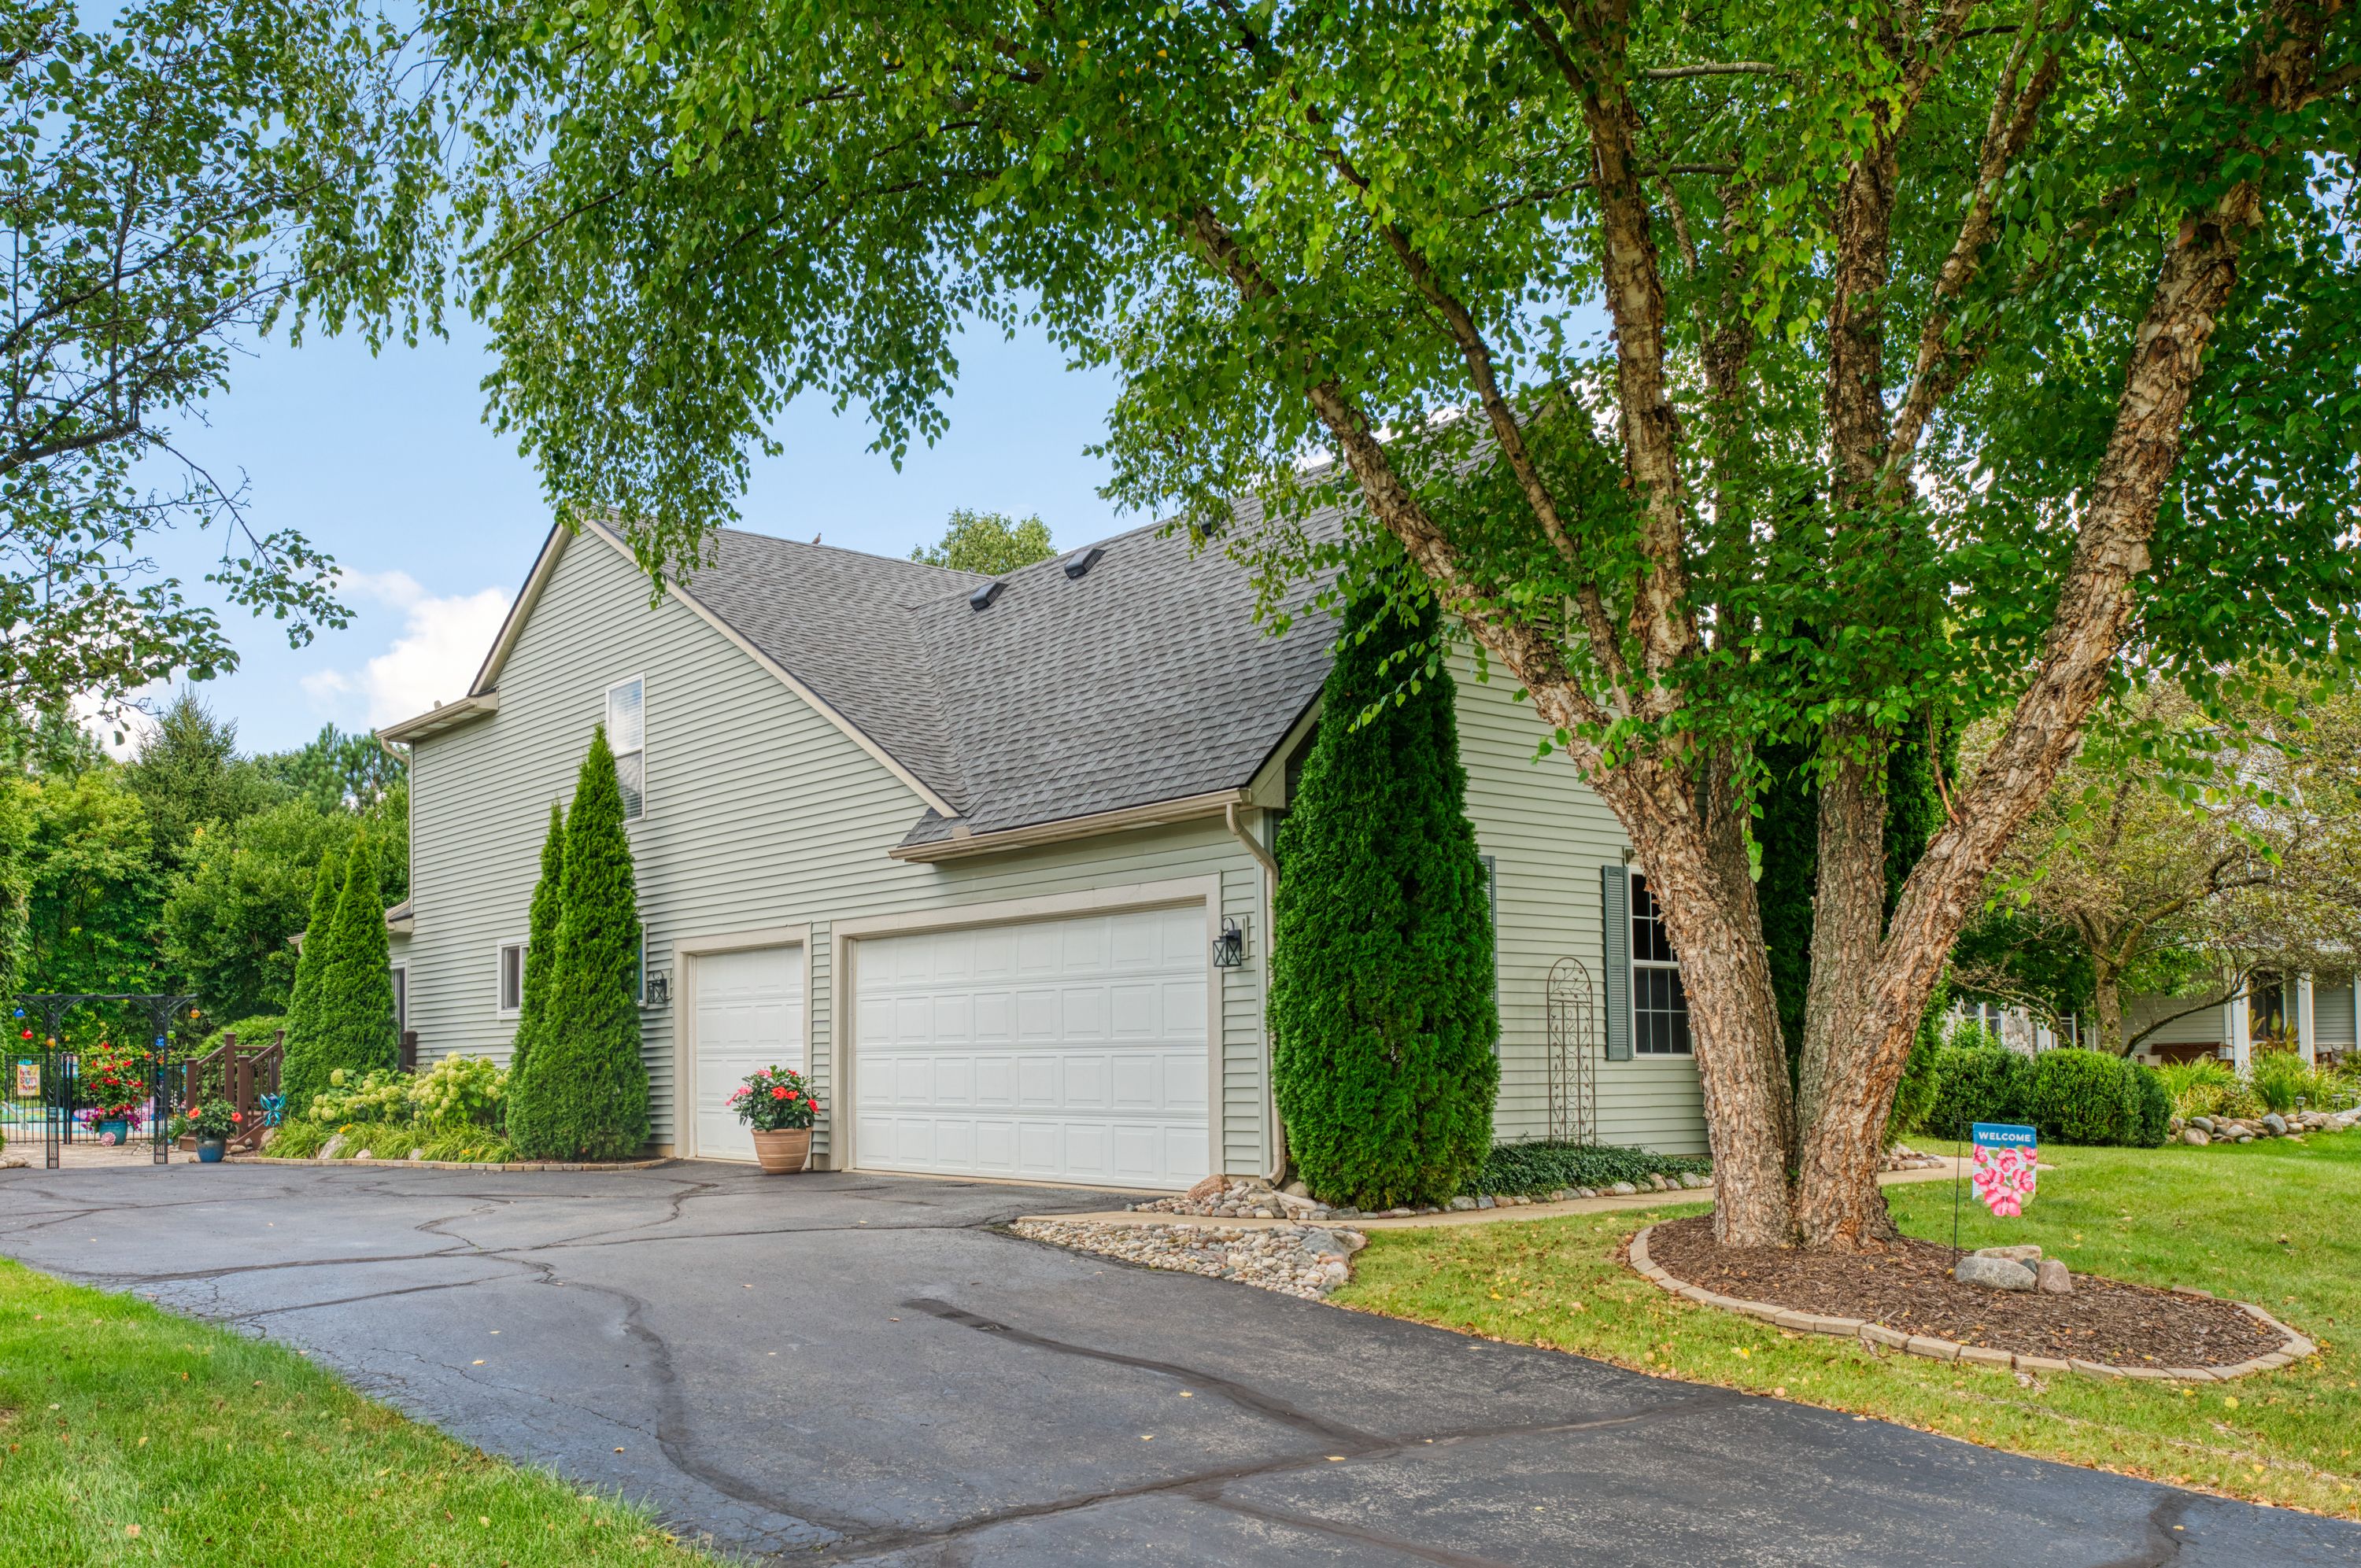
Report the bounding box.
[378,511,1706,1188]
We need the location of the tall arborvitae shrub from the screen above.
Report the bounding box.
[506,802,566,1090]
[1269,593,1498,1209]
[507,728,648,1160]
[279,844,343,1112]
[286,841,398,1112]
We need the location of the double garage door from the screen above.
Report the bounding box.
[853,905,1210,1190]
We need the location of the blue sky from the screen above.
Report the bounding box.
[146,317,1127,754]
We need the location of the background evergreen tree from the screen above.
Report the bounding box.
[283,841,397,1112]
[507,729,648,1160]
[281,843,342,1077]
[507,801,565,1090]
[1269,592,1498,1209]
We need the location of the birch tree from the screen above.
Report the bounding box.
[338,0,2361,1247]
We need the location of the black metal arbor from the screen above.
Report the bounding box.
[6,993,200,1169]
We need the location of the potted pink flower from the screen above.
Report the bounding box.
[731,1065,820,1174]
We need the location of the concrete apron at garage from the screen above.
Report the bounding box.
[0,1161,2352,1567]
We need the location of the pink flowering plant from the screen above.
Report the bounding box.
[1971,1142,2037,1217]
[729,1065,819,1131]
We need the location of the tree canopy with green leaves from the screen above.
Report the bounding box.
[910,508,1057,575]
[345,0,2361,1247]
[0,0,426,721]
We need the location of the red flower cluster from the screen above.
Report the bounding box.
[733,1064,819,1131]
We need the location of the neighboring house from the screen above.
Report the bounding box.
[1956,970,2360,1068]
[2123,971,2359,1068]
[379,513,1704,1187]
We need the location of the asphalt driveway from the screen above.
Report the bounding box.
[2,1162,2353,1566]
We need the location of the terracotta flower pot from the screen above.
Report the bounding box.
[751,1127,811,1174]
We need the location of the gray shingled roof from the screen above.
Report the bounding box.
[681,530,986,810]
[672,510,1337,847]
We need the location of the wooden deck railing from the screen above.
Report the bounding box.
[180,1030,284,1149]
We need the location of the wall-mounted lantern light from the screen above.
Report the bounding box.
[645,972,672,1005]
[1212,917,1247,969]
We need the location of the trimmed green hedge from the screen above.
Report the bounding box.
[1926,1044,2171,1148]
[2131,1062,2174,1148]
[1469,1141,1713,1197]
[1927,1045,2031,1137]
[2028,1047,2140,1146]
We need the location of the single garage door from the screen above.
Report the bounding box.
[690,944,805,1163]
[854,905,1210,1189]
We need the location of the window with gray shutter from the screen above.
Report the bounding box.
[1630,874,1692,1055]
[1602,864,1631,1061]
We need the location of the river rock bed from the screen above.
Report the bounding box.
[1011,1218,1368,1300]
[2175,1107,2361,1146]
[1122,1171,1713,1223]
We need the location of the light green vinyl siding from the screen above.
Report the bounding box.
[404,529,1270,1171]
[1450,650,1708,1156]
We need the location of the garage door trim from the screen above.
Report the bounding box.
[832,876,1224,1184]
[672,923,812,1163]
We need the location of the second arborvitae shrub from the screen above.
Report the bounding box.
[1269,591,1498,1210]
[506,801,566,1090]
[506,727,648,1160]
[2027,1046,2139,1146]
[284,841,400,1115]
[278,845,342,1105]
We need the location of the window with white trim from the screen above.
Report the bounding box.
[496,942,525,1017]
[1630,874,1691,1055]
[608,677,645,820]
[635,921,648,1007]
[391,965,408,1033]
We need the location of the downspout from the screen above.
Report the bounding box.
[1225,801,1288,1185]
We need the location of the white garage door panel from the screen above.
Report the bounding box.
[855,906,1210,1190]
[692,945,805,1164]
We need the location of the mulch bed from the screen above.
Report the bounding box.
[1645,1213,2282,1369]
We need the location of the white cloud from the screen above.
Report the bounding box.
[304,573,513,729]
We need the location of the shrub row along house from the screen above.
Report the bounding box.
[377,513,1698,1186]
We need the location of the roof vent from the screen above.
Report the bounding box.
[1062,546,1104,581]
[968,581,1004,612]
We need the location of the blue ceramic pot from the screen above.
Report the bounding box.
[196,1136,227,1164]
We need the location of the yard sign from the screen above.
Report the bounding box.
[1971,1123,2038,1216]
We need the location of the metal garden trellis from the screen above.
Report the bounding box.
[1545,957,1598,1146]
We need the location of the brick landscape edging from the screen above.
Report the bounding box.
[1627,1223,2315,1382]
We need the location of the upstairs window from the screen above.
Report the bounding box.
[1630,874,1691,1056]
[608,677,645,820]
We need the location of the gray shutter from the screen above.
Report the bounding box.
[1602,864,1631,1061]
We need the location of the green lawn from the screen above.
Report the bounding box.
[1335,1134,2361,1519]
[0,1259,710,1566]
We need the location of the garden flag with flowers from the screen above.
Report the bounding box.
[1971,1123,2038,1216]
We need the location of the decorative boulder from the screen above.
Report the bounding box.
[1975,1244,2043,1264]
[2183,1127,2211,1146]
[1954,1255,2038,1292]
[2036,1258,2073,1294]
[2189,1116,2215,1132]
[2262,1113,2289,1136]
